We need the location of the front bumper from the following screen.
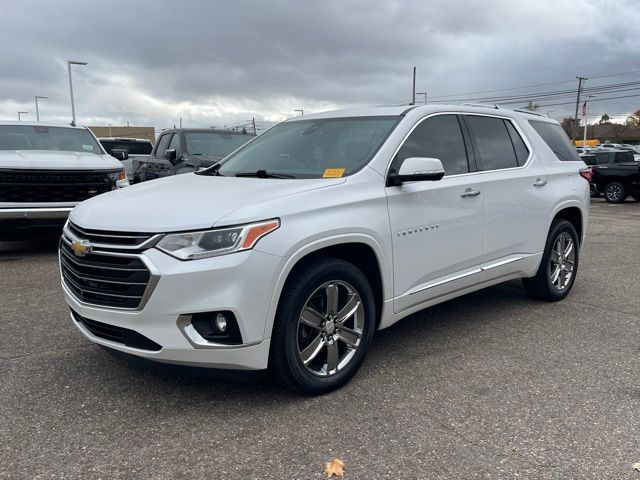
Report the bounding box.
[61,247,284,370]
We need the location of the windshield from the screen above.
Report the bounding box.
[0,125,103,154]
[185,132,254,156]
[214,116,399,179]
[100,140,152,155]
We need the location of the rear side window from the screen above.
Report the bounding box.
[581,155,597,166]
[465,116,518,170]
[393,114,470,176]
[614,151,634,163]
[529,120,581,162]
[505,121,529,166]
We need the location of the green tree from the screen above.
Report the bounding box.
[625,109,640,127]
[598,114,610,125]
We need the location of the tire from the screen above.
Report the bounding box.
[632,193,640,202]
[269,258,376,395]
[523,219,579,302]
[604,181,627,203]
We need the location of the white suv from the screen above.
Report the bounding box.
[59,105,590,394]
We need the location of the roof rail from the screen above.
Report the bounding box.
[461,103,499,109]
[513,108,547,117]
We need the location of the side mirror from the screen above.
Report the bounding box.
[388,157,445,186]
[164,149,177,162]
[111,149,129,161]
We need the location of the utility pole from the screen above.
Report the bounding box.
[179,117,182,128]
[573,76,587,141]
[35,96,47,121]
[411,66,416,105]
[252,117,256,135]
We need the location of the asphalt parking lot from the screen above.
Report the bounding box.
[1,198,639,479]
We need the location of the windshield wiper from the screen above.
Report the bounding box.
[196,162,224,176]
[235,170,295,179]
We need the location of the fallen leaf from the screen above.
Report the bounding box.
[633,462,640,472]
[325,458,345,478]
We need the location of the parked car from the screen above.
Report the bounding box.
[0,122,128,232]
[582,149,636,197]
[60,105,590,394]
[132,128,255,183]
[99,137,153,181]
[591,160,640,203]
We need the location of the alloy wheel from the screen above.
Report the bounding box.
[549,232,576,291]
[296,281,365,377]
[606,183,623,202]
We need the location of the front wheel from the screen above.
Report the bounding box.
[604,181,627,203]
[270,258,376,394]
[523,219,579,301]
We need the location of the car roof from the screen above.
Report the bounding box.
[98,137,152,142]
[284,104,557,123]
[159,128,255,136]
[0,121,88,129]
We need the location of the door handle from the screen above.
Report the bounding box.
[460,188,481,198]
[533,178,547,187]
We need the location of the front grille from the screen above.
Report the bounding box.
[0,169,115,203]
[60,240,152,309]
[68,222,153,246]
[71,309,162,351]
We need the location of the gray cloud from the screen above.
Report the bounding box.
[1,0,639,132]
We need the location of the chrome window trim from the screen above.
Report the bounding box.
[385,111,535,182]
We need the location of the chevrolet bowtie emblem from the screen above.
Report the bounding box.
[70,239,92,257]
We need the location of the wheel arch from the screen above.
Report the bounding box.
[551,203,584,246]
[263,235,391,340]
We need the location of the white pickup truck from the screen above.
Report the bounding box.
[98,137,153,182]
[0,122,128,233]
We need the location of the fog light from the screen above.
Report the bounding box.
[215,313,227,332]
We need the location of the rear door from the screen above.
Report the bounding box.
[463,114,551,279]
[386,114,485,313]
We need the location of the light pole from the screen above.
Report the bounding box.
[35,96,48,121]
[67,60,87,126]
[18,111,28,121]
[294,109,304,116]
[582,95,596,147]
[416,92,427,105]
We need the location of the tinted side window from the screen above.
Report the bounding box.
[168,133,181,155]
[466,116,518,170]
[505,121,529,166]
[615,151,634,163]
[394,115,469,176]
[154,134,171,157]
[529,120,581,162]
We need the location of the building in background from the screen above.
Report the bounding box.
[88,126,155,143]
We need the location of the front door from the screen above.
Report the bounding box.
[385,114,485,313]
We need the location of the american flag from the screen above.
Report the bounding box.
[582,101,587,117]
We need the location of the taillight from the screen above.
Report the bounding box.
[579,167,593,183]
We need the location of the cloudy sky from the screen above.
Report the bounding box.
[1,0,639,135]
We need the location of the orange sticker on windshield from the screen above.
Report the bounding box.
[323,168,345,178]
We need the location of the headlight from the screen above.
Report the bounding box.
[156,219,280,260]
[107,170,126,181]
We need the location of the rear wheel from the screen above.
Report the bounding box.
[604,181,627,203]
[523,219,579,301]
[270,258,376,395]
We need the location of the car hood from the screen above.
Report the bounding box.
[70,173,346,232]
[0,150,123,170]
